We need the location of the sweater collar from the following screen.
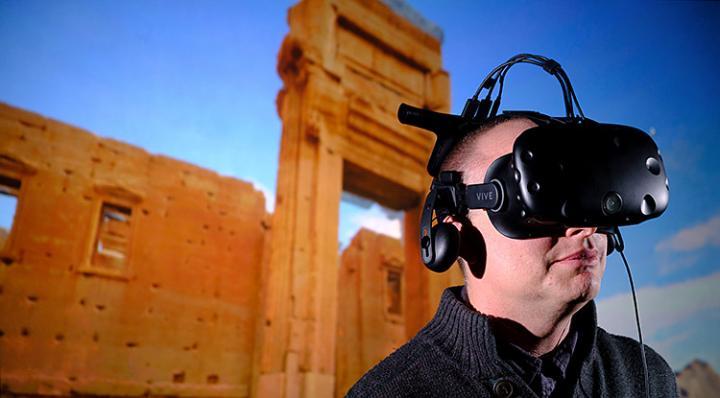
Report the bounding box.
[418,286,599,381]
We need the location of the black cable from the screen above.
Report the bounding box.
[553,73,575,118]
[473,54,544,99]
[486,58,544,113]
[489,64,512,118]
[473,54,584,120]
[495,58,544,101]
[473,60,517,99]
[615,229,651,398]
[558,68,585,119]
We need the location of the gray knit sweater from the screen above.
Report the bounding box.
[347,287,678,397]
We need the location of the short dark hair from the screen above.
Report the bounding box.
[439,114,534,181]
[437,114,535,279]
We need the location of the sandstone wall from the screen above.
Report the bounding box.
[256,2,454,395]
[0,103,269,397]
[335,228,406,397]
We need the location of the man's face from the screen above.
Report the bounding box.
[461,119,608,307]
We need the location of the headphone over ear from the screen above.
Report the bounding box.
[406,54,665,273]
[421,172,619,273]
[425,223,460,273]
[420,172,468,273]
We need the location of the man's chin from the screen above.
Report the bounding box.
[562,272,601,305]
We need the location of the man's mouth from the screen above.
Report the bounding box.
[553,249,599,265]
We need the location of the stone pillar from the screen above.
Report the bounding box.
[254,62,344,397]
[254,1,452,396]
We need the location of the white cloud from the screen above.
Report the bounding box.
[652,329,692,354]
[246,179,275,213]
[597,272,720,370]
[658,253,700,276]
[596,271,720,341]
[655,215,720,252]
[350,204,402,239]
[338,202,403,250]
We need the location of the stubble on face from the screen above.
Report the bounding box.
[541,234,607,304]
[461,119,608,314]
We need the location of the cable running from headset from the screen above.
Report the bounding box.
[405,54,656,398]
[470,53,585,120]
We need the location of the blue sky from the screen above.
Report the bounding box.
[1,1,719,372]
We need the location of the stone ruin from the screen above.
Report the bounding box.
[0,1,462,397]
[0,102,268,397]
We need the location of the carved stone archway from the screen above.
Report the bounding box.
[254,1,462,396]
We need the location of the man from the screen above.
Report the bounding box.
[347,116,678,397]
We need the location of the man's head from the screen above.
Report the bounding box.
[440,116,608,313]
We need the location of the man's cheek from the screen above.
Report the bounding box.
[594,234,609,252]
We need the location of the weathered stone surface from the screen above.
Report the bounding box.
[0,102,269,397]
[336,229,407,397]
[254,0,460,397]
[0,1,464,397]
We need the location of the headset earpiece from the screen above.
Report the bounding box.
[606,227,624,256]
[606,233,616,255]
[420,175,464,273]
[426,222,460,273]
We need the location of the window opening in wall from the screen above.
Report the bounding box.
[385,266,403,316]
[338,191,403,252]
[92,202,132,272]
[337,188,407,393]
[0,175,21,251]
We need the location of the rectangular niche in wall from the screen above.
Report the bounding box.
[384,264,403,319]
[91,202,133,274]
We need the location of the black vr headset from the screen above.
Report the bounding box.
[399,54,669,272]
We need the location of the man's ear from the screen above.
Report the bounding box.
[442,215,486,279]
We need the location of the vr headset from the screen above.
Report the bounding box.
[399,54,669,272]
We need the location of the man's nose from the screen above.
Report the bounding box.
[565,227,597,239]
